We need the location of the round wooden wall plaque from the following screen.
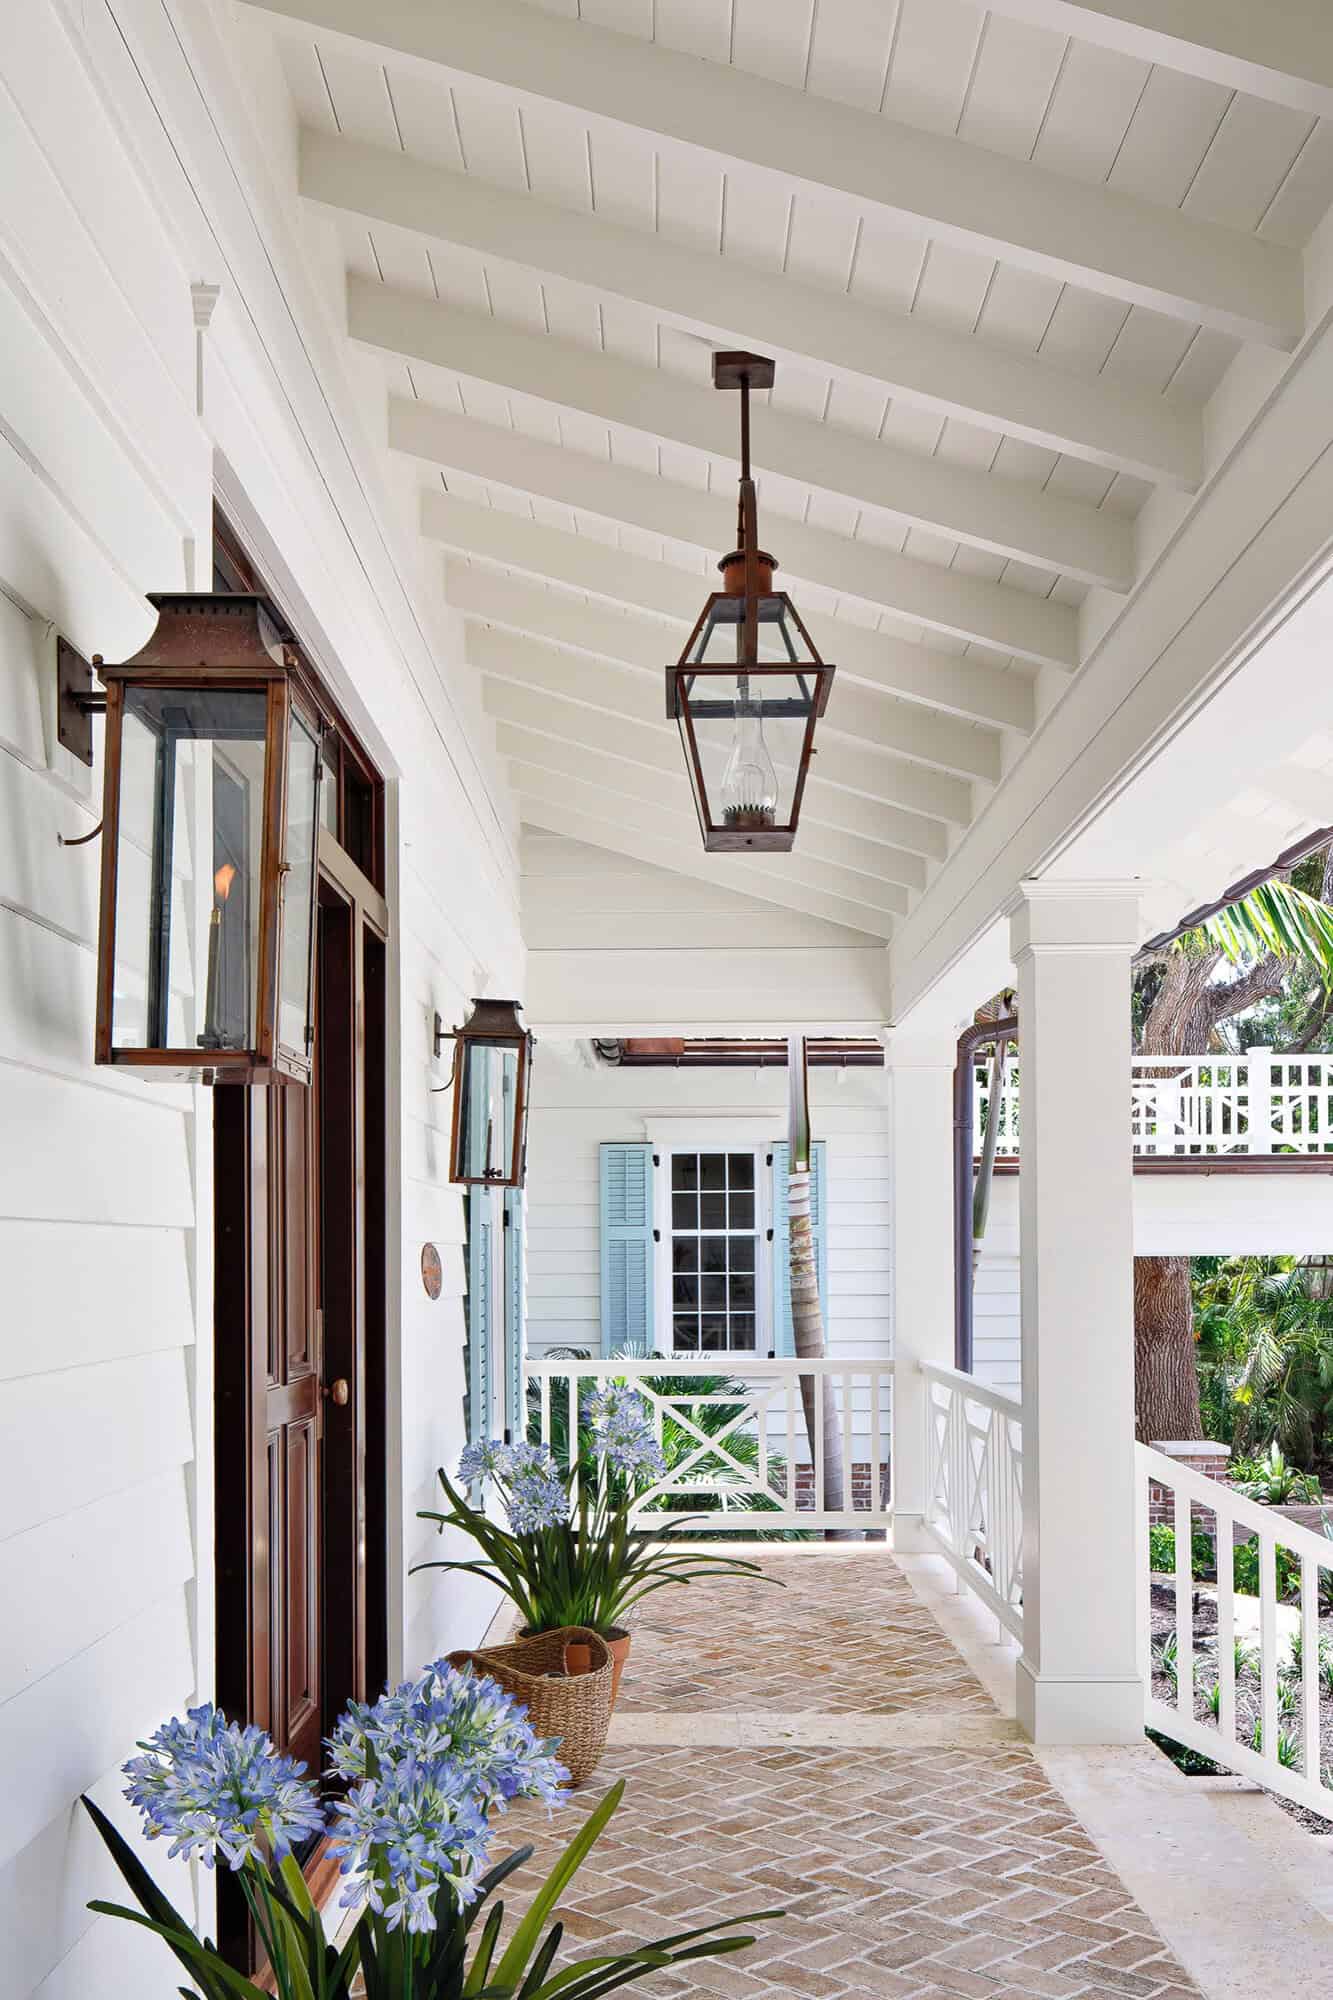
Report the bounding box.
[421,1243,443,1300]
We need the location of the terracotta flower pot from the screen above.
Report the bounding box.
[561,1627,631,1708]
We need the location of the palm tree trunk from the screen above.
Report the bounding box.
[788,1162,847,1520]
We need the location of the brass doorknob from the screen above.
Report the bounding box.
[325,1377,350,1407]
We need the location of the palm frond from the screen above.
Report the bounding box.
[1200,878,1333,987]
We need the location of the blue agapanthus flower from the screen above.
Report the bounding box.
[327,1660,566,1930]
[122,1704,324,1870]
[583,1384,667,1482]
[457,1438,569,1533]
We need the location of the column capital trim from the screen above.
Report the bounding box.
[883,1027,961,1070]
[1007,878,1141,958]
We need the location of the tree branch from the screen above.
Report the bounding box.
[1205,953,1287,1027]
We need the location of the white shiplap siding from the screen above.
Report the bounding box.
[525,1053,891,1366]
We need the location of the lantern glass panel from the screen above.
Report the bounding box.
[682,666,817,832]
[112,686,267,1053]
[690,593,816,667]
[278,713,321,1058]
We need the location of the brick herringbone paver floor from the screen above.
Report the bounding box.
[489,1553,1204,2000]
[615,1548,994,1713]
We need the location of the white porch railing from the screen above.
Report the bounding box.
[975,1049,1333,1158]
[1138,1443,1333,1819]
[921,1363,1024,1638]
[528,1355,893,1531]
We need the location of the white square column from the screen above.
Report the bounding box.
[887,1031,958,1552]
[1011,881,1142,1744]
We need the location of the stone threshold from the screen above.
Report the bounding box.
[608,1707,1021,1747]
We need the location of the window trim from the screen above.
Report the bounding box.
[647,1124,776,1357]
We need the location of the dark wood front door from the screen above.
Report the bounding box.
[214,836,388,1964]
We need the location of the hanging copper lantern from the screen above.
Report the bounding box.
[665,352,834,852]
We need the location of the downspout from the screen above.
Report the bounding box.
[953,1016,1019,1371]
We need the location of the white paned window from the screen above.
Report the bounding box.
[666,1150,764,1353]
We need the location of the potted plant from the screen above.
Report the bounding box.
[415,1385,777,1703]
[84,1667,776,1999]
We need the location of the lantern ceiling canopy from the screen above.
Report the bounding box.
[666,352,834,854]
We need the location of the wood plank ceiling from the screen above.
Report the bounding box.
[246,0,1333,942]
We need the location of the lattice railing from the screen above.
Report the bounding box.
[975,1050,1333,1158]
[921,1363,1024,1638]
[528,1355,893,1531]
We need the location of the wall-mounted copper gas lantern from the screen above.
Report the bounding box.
[90,593,325,1083]
[666,352,834,853]
[434,998,534,1188]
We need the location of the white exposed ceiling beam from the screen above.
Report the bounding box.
[494,722,930,886]
[481,669,967,839]
[392,399,1078,668]
[511,760,911,915]
[351,282,1131,590]
[433,498,1036,731]
[303,132,1202,490]
[520,798,895,940]
[984,1,1333,121]
[515,781,899,932]
[261,0,1302,346]
[468,621,999,783]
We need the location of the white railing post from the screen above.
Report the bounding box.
[1246,1048,1276,1154]
[1010,881,1143,1744]
[886,1032,957,1552]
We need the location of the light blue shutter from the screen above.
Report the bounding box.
[503,1188,525,1443]
[600,1142,655,1355]
[467,1197,493,1443]
[770,1141,827,1357]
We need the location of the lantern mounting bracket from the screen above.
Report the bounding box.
[56,637,106,767]
[431,1010,461,1092]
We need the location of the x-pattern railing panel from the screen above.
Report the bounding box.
[529,1356,892,1531]
[922,1364,1023,1639]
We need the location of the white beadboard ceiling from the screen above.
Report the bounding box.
[241,0,1333,942]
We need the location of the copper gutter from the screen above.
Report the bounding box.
[954,1015,1018,1372]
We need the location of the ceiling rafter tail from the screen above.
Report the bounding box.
[263,0,1303,345]
[479,670,971,832]
[394,400,1078,669]
[500,734,929,891]
[515,793,898,939]
[302,131,1202,488]
[443,555,1034,733]
[492,716,947,865]
[512,761,911,914]
[980,0,1333,121]
[350,280,1132,589]
[469,620,999,785]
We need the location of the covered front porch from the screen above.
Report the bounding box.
[491,1545,1328,2000]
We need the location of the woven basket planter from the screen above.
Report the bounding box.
[447,1626,613,1786]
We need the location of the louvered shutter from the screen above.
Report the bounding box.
[466,1196,493,1444]
[770,1140,827,1357]
[599,1142,655,1355]
[503,1187,525,1443]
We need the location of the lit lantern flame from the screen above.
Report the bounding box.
[214,862,237,904]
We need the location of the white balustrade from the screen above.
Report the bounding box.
[921,1363,1024,1639]
[1138,1443,1333,1819]
[974,1049,1333,1158]
[528,1355,893,1531]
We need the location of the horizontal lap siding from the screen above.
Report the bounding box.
[0,1,527,1987]
[525,1063,891,1368]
